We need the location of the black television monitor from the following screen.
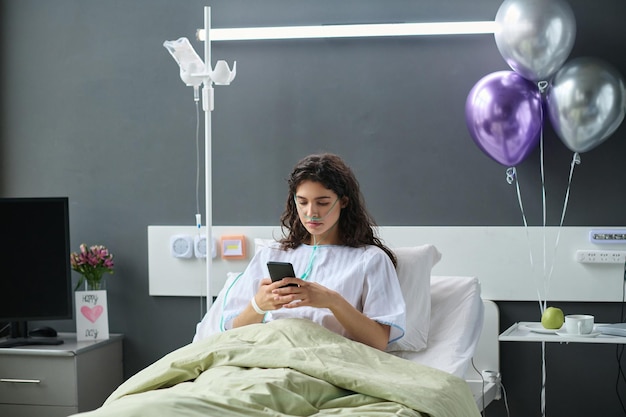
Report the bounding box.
[0,197,72,347]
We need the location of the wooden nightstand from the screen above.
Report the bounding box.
[0,333,123,417]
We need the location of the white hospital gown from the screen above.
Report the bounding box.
[220,242,406,344]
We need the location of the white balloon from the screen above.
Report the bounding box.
[495,0,576,82]
[547,57,626,153]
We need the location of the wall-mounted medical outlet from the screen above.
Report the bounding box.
[194,235,218,259]
[170,234,194,258]
[194,235,208,258]
[576,250,626,264]
[589,229,626,243]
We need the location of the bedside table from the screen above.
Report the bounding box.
[500,322,626,416]
[0,333,123,417]
[500,321,626,344]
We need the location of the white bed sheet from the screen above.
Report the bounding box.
[393,275,484,378]
[396,275,500,412]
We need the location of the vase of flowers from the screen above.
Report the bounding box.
[70,243,115,291]
[71,243,113,341]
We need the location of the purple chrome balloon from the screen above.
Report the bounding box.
[466,71,543,166]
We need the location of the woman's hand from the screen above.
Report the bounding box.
[236,277,390,351]
[273,278,391,351]
[232,278,300,328]
[271,278,336,309]
[256,278,298,311]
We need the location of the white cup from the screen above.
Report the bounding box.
[565,314,594,335]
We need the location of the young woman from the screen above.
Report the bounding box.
[222,153,405,351]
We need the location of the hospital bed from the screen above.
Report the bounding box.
[72,243,500,417]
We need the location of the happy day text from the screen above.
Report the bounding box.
[81,294,99,305]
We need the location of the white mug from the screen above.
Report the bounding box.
[565,314,594,335]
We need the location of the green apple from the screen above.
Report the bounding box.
[541,306,564,329]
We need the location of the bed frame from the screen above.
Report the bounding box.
[466,299,501,411]
[150,225,505,411]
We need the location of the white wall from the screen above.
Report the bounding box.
[149,225,626,302]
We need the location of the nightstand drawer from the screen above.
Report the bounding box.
[0,404,77,417]
[0,355,77,406]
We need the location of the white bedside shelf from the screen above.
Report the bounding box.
[499,322,626,344]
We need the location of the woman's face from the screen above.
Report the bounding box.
[294,180,345,245]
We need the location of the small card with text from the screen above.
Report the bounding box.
[75,290,109,341]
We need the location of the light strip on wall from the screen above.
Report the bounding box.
[197,21,495,41]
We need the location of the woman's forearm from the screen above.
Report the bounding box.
[232,297,266,328]
[328,294,390,351]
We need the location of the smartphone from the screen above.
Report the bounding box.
[267,261,298,287]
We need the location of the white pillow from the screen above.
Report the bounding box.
[386,244,442,353]
[393,275,484,378]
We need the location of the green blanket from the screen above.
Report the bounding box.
[72,319,481,417]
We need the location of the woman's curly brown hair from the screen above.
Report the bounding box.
[278,153,397,267]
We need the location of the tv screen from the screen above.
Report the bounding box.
[0,197,72,347]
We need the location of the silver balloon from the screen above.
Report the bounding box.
[547,57,626,153]
[495,0,576,82]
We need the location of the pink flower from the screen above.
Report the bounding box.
[70,243,114,290]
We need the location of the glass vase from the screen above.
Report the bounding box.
[84,279,105,291]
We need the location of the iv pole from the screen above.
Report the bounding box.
[203,7,213,307]
[164,7,236,308]
[199,7,236,306]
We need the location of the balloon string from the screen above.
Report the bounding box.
[560,152,581,226]
[536,86,548,417]
[506,167,529,229]
[544,152,581,300]
[506,167,541,307]
[537,81,559,417]
[540,129,547,313]
[541,341,547,417]
[538,153,580,417]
